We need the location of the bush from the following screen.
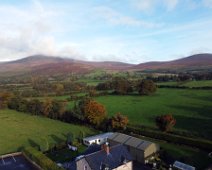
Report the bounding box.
[23,147,64,170]
[156,114,176,132]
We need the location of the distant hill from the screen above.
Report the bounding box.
[0,55,133,76]
[132,53,212,71]
[0,53,212,77]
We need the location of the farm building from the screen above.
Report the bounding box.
[83,132,113,146]
[108,132,159,163]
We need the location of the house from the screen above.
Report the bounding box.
[173,161,195,170]
[83,132,114,146]
[76,143,133,170]
[108,133,159,163]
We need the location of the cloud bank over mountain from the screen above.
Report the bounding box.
[0,0,212,63]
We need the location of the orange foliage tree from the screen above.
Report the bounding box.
[111,112,129,130]
[83,99,107,126]
[0,92,14,109]
[156,114,176,132]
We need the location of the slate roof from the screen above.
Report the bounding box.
[108,133,153,151]
[82,144,133,170]
[82,143,101,155]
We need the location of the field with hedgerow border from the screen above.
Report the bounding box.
[0,109,96,155]
[93,88,212,139]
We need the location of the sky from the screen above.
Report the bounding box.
[0,0,212,64]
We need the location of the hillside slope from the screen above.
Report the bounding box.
[132,53,212,71]
[0,55,133,76]
[0,53,212,76]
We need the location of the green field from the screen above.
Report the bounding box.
[157,80,212,87]
[93,88,212,138]
[0,109,96,155]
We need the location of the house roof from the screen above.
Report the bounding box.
[108,133,154,151]
[82,144,101,155]
[173,161,195,170]
[83,132,114,141]
[82,144,133,170]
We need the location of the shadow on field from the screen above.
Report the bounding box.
[186,94,212,103]
[172,115,212,139]
[168,104,212,119]
[28,138,40,149]
[50,134,64,143]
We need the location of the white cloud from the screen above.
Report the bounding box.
[131,0,179,12]
[0,0,82,61]
[94,6,160,28]
[131,0,157,12]
[203,0,212,8]
[163,0,179,11]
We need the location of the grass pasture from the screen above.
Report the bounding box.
[0,109,96,155]
[94,88,212,139]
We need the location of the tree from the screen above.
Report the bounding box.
[138,79,157,95]
[0,92,14,109]
[27,99,42,115]
[51,100,66,119]
[54,83,64,96]
[80,98,107,126]
[113,77,132,95]
[156,114,176,132]
[42,98,53,117]
[111,112,129,130]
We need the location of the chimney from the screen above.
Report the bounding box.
[102,142,110,155]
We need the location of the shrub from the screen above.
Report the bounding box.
[23,147,64,170]
[156,114,176,132]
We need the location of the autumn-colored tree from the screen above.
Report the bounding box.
[0,92,14,109]
[54,83,64,96]
[81,99,107,126]
[111,112,129,130]
[42,98,53,117]
[156,114,176,132]
[138,79,157,95]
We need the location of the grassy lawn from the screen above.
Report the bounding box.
[0,109,96,155]
[157,80,212,87]
[94,88,212,138]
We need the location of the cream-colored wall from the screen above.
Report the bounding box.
[113,161,133,170]
[144,144,159,158]
[76,158,91,170]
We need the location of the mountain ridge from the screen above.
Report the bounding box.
[0,53,212,76]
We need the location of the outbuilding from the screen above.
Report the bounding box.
[83,132,113,146]
[108,132,159,163]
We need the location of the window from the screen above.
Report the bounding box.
[84,165,87,170]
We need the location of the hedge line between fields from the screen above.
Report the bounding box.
[126,126,212,151]
[23,147,64,170]
[158,85,212,89]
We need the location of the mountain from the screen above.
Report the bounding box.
[132,53,212,71]
[0,53,212,77]
[0,55,133,76]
